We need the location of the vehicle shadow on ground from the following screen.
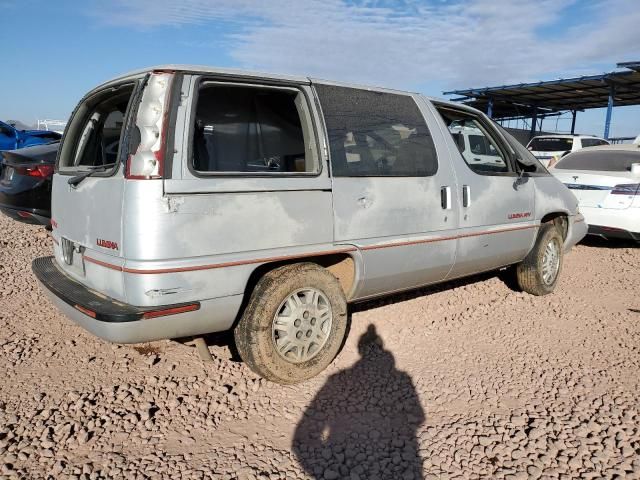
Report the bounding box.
[579,236,639,249]
[292,324,425,480]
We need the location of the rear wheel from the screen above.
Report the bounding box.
[516,223,564,296]
[234,263,348,384]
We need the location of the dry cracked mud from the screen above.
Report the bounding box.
[1,214,639,479]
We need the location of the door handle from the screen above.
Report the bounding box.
[462,185,471,207]
[440,186,451,210]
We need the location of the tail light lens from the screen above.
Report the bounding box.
[15,165,55,178]
[126,72,173,179]
[611,184,640,195]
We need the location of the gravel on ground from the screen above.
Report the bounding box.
[1,214,639,479]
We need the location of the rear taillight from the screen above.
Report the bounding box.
[127,72,173,179]
[611,184,640,195]
[15,165,54,178]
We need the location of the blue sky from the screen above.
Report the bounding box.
[1,0,639,137]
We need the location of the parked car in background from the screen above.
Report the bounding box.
[0,120,61,152]
[449,124,507,170]
[32,66,586,384]
[549,144,640,242]
[527,134,609,168]
[0,141,59,225]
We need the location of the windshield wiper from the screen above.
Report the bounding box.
[68,163,117,187]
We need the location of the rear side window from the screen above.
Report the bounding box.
[555,149,640,172]
[314,84,437,177]
[191,83,318,174]
[59,84,135,170]
[581,138,609,148]
[528,137,573,152]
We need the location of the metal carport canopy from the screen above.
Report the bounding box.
[442,62,640,139]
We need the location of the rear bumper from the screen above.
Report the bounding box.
[581,206,640,240]
[588,225,640,241]
[0,204,50,225]
[32,256,242,343]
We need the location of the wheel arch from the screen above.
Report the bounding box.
[244,250,362,304]
[540,211,569,240]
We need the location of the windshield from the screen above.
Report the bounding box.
[528,137,573,152]
[555,148,640,172]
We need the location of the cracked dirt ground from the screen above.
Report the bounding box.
[1,214,639,479]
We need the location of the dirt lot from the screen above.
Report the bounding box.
[1,214,639,480]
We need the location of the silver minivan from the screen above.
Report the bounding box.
[33,65,587,384]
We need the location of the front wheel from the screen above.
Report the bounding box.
[234,263,348,384]
[516,223,564,296]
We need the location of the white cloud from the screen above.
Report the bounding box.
[94,0,640,90]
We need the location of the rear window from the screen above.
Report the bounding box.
[315,84,437,177]
[59,83,135,170]
[191,83,318,174]
[555,149,640,171]
[528,137,573,152]
[580,138,609,148]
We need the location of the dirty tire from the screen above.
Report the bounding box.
[516,223,564,296]
[234,263,348,385]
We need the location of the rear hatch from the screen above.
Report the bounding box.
[551,148,640,210]
[51,72,174,303]
[552,170,638,209]
[52,80,140,301]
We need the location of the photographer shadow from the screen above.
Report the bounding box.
[293,324,425,480]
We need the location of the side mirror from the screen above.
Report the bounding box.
[516,158,537,174]
[514,159,536,189]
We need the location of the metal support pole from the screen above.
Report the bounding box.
[529,107,538,140]
[604,85,615,140]
[487,98,493,118]
[570,110,577,134]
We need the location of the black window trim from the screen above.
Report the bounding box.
[186,76,323,179]
[314,84,439,178]
[56,79,141,179]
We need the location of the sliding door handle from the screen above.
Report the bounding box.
[440,186,452,210]
[462,185,471,207]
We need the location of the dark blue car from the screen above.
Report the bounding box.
[0,120,61,151]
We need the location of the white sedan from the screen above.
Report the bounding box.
[549,145,640,242]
